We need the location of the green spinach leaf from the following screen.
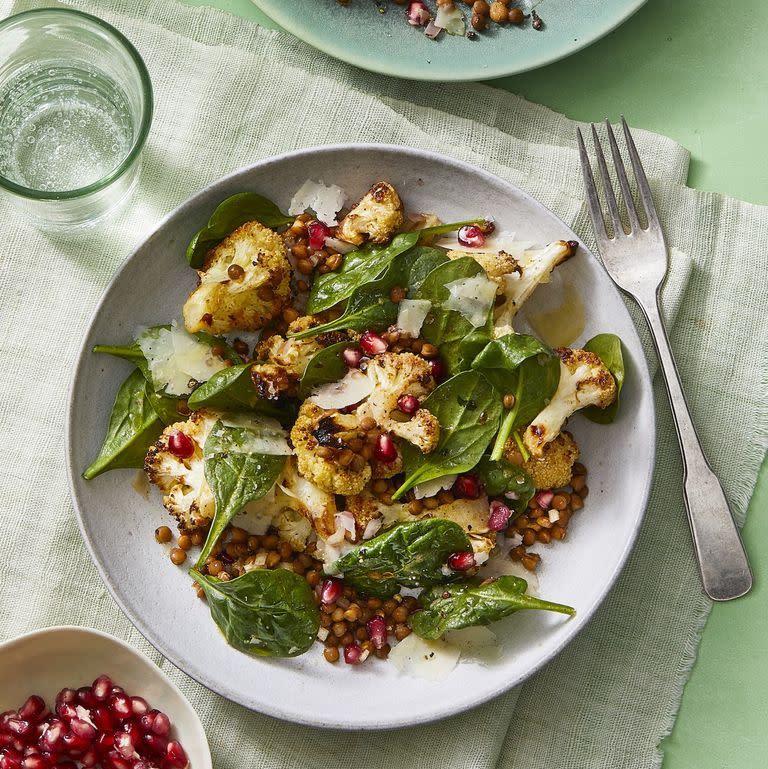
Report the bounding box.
[306,219,484,314]
[582,333,625,424]
[393,371,502,500]
[83,370,162,480]
[186,192,293,268]
[473,456,534,515]
[191,568,319,657]
[333,519,472,598]
[412,575,575,640]
[187,363,290,423]
[297,341,350,400]
[414,257,494,374]
[196,419,286,566]
[472,334,560,461]
[405,246,450,293]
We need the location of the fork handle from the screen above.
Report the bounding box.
[640,297,752,600]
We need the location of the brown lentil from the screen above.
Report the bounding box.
[169,547,186,566]
[508,6,524,23]
[155,526,172,544]
[324,647,340,663]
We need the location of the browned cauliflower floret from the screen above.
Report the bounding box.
[505,431,580,490]
[343,492,410,541]
[412,496,496,560]
[336,181,404,246]
[447,248,520,281]
[524,348,616,457]
[492,240,576,337]
[183,221,291,335]
[274,457,336,544]
[357,352,439,453]
[144,410,220,531]
[250,316,354,400]
[290,402,371,495]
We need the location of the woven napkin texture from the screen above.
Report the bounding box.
[0,1,765,768]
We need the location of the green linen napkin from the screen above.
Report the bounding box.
[0,1,765,768]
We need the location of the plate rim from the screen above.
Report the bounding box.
[65,143,656,729]
[250,0,648,82]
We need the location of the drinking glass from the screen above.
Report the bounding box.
[0,8,153,228]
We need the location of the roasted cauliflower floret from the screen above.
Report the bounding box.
[250,316,354,400]
[144,409,220,530]
[494,240,576,336]
[447,248,520,282]
[414,496,496,560]
[336,181,404,246]
[357,352,439,453]
[291,402,372,495]
[276,456,338,541]
[505,431,580,490]
[183,220,291,335]
[344,492,410,541]
[524,348,616,457]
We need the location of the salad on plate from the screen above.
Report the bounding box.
[83,178,624,677]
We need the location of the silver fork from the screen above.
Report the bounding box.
[577,118,752,601]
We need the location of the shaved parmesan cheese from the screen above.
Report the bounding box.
[218,415,292,455]
[362,517,383,540]
[434,3,466,34]
[413,475,457,499]
[137,322,227,396]
[397,299,431,337]
[444,273,498,328]
[309,370,373,410]
[444,626,500,664]
[389,633,460,681]
[288,179,347,225]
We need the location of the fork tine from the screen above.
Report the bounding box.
[621,116,659,228]
[591,123,623,237]
[605,120,641,233]
[576,127,608,242]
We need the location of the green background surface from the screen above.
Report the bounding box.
[185,0,768,765]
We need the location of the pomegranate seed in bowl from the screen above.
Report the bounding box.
[373,434,398,463]
[457,224,486,248]
[396,394,420,415]
[0,677,189,769]
[447,551,476,571]
[359,330,388,356]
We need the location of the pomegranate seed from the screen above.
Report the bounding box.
[150,713,169,739]
[76,689,96,709]
[68,719,96,741]
[129,698,149,719]
[57,763,77,769]
[53,705,76,722]
[108,694,132,721]
[95,732,114,756]
[396,394,420,415]
[5,722,31,741]
[457,225,486,248]
[113,732,135,759]
[80,749,98,768]
[342,347,363,369]
[534,490,554,509]
[0,750,22,769]
[54,691,76,708]
[0,712,16,731]
[366,616,387,650]
[40,723,65,752]
[90,707,114,732]
[320,578,343,605]
[343,643,363,665]
[110,686,124,695]
[308,221,331,251]
[167,431,194,459]
[373,433,398,463]
[133,762,153,769]
[406,0,430,25]
[61,731,90,754]
[140,734,167,757]
[17,700,44,725]
[103,752,131,769]
[447,551,476,571]
[0,737,14,749]
[21,756,49,769]
[359,331,388,356]
[428,358,445,381]
[165,741,188,769]
[453,474,481,500]
[488,500,512,532]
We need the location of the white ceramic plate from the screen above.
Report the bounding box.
[0,626,212,768]
[66,145,655,729]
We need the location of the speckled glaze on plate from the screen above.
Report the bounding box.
[66,145,655,729]
[250,0,647,81]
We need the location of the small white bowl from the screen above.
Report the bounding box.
[0,626,212,769]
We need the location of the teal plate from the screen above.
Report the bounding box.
[250,0,646,81]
